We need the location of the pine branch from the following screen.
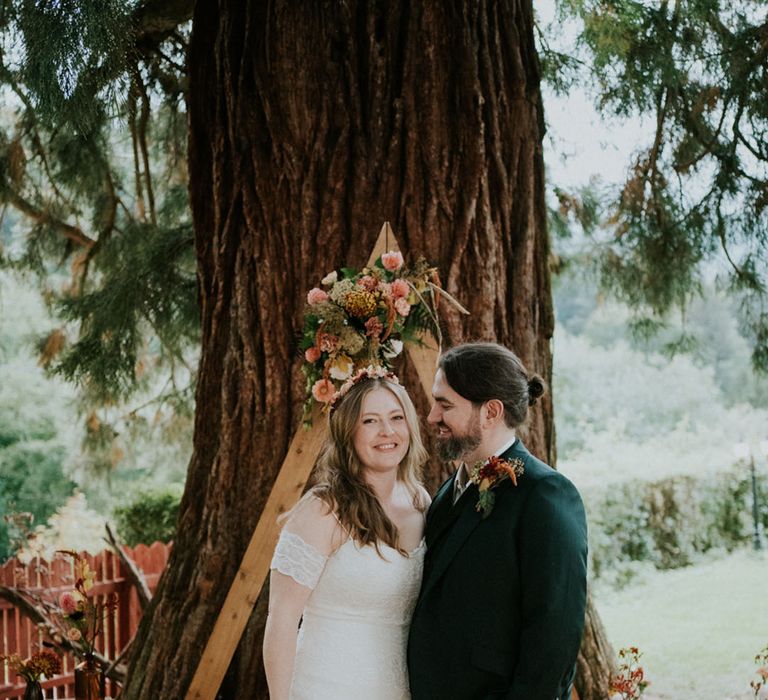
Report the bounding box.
[128,87,147,222]
[134,67,157,225]
[6,189,96,249]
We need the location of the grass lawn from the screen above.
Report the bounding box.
[594,548,768,699]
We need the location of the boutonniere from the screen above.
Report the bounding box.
[469,455,525,519]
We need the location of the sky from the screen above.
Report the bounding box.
[536,0,652,193]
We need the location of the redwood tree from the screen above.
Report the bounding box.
[121,2,610,698]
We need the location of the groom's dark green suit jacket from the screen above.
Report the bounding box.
[407,439,588,700]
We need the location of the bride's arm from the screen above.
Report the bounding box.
[263,571,313,700]
[263,494,343,700]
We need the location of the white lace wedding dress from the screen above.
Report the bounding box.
[271,530,425,699]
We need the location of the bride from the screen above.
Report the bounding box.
[263,367,430,700]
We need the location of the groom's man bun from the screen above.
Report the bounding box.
[526,374,546,406]
[438,342,547,428]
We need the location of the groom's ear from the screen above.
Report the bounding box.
[481,399,505,426]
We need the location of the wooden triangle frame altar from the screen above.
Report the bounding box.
[185,223,440,700]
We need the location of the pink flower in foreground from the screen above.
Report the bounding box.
[358,275,379,291]
[304,346,322,363]
[307,287,329,305]
[391,278,409,299]
[312,378,336,403]
[317,332,340,353]
[394,297,411,316]
[381,251,404,271]
[59,591,78,615]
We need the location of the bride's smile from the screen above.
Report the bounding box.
[352,387,410,472]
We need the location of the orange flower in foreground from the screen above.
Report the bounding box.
[311,379,335,403]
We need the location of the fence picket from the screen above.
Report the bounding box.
[0,542,171,700]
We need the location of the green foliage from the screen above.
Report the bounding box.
[556,275,768,589]
[553,265,768,420]
[13,0,134,134]
[0,270,191,559]
[0,0,196,418]
[587,469,766,589]
[544,1,768,371]
[0,273,80,560]
[54,222,197,403]
[113,486,182,547]
[0,443,76,561]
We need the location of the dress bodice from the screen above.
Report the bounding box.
[305,537,425,625]
[273,532,424,700]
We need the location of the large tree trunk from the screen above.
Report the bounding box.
[121,2,613,698]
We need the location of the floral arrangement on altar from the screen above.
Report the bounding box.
[0,650,61,683]
[300,249,461,419]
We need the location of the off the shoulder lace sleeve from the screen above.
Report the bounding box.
[270,529,328,589]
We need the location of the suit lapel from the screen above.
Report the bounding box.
[425,472,459,547]
[421,489,482,598]
[420,439,533,598]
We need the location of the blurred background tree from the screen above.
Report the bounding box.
[542,0,768,372]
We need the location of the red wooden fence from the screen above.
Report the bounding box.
[0,543,170,700]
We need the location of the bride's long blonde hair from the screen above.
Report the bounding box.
[311,377,428,555]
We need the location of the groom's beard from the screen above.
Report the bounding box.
[436,413,482,462]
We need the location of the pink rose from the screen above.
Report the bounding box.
[381,251,404,271]
[358,275,378,291]
[317,332,340,353]
[67,627,82,642]
[391,279,409,299]
[307,287,329,304]
[394,297,411,316]
[311,378,336,403]
[304,346,321,363]
[59,591,78,615]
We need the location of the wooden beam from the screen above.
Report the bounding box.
[186,222,441,700]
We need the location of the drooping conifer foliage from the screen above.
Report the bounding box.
[0,0,197,413]
[542,0,768,371]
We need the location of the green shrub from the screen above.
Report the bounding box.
[0,443,76,561]
[587,468,767,587]
[114,486,182,547]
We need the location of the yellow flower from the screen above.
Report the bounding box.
[329,354,354,380]
[76,560,95,593]
[344,289,377,317]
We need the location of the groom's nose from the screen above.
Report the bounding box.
[427,403,440,424]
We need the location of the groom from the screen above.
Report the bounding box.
[408,343,588,700]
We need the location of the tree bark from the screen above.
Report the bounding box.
[121,2,613,698]
[576,594,617,700]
